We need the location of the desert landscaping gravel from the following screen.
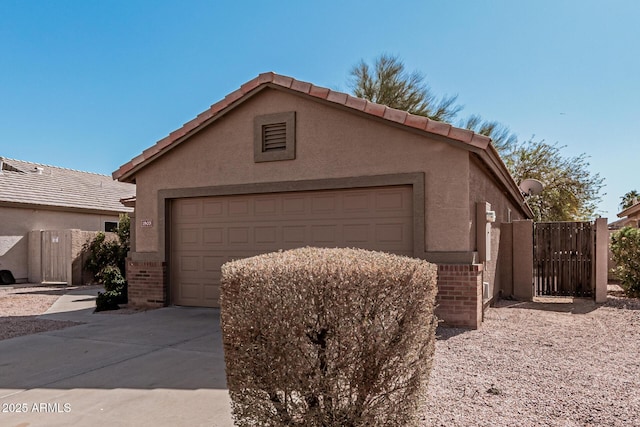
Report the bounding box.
[1,285,639,426]
[422,288,640,427]
[0,286,80,340]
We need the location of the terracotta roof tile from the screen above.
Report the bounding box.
[224,88,244,104]
[168,127,188,141]
[309,85,330,99]
[425,119,452,137]
[364,101,386,117]
[326,90,348,105]
[291,79,312,94]
[383,107,409,124]
[196,110,214,121]
[470,133,491,149]
[257,72,275,84]
[1,157,134,213]
[240,77,261,94]
[155,136,173,151]
[273,74,293,88]
[142,145,160,159]
[404,114,429,130]
[113,72,500,181]
[345,95,367,111]
[448,127,474,144]
[131,153,146,167]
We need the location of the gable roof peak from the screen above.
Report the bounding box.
[113,72,493,181]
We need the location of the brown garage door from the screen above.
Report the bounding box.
[170,185,413,307]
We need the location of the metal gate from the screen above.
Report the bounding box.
[533,222,593,297]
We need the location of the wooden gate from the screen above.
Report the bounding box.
[533,222,593,297]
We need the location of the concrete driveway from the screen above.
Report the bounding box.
[0,288,234,426]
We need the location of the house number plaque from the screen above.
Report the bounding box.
[141,220,153,227]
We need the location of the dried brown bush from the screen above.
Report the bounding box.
[220,247,438,427]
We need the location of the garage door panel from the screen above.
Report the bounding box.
[170,186,413,307]
[254,198,278,215]
[343,192,370,211]
[282,197,306,214]
[255,226,278,244]
[229,200,249,215]
[343,224,370,243]
[228,227,250,244]
[203,255,224,272]
[203,200,224,216]
[376,223,407,242]
[203,228,224,245]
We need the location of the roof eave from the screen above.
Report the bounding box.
[0,200,132,215]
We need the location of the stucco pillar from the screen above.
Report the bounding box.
[28,230,42,284]
[594,218,608,303]
[512,220,534,301]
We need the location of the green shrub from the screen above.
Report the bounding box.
[99,265,127,305]
[610,226,640,297]
[83,214,130,310]
[220,247,438,427]
[95,290,121,312]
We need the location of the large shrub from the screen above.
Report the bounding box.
[610,226,640,297]
[83,214,130,310]
[221,247,438,427]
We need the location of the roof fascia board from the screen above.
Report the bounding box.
[618,202,640,218]
[473,148,534,219]
[0,200,130,215]
[116,85,272,183]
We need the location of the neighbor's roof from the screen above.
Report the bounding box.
[617,201,640,219]
[0,157,135,214]
[113,72,531,217]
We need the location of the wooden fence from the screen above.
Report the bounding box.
[533,221,593,297]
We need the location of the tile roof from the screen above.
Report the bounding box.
[0,157,135,213]
[112,72,492,181]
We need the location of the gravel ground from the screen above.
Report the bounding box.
[0,285,80,341]
[2,284,639,425]
[422,286,640,427]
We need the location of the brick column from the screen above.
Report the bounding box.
[126,259,167,307]
[435,264,483,329]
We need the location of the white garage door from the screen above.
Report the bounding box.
[170,185,413,307]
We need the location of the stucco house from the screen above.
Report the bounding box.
[0,157,135,284]
[113,72,533,328]
[611,202,640,229]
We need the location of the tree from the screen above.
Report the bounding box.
[620,190,640,210]
[460,114,517,153]
[348,54,462,122]
[503,139,604,221]
[347,54,606,221]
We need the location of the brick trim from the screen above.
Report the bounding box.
[435,264,484,329]
[126,259,167,307]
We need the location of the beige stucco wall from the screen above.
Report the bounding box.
[0,205,120,282]
[131,88,476,257]
[468,157,527,300]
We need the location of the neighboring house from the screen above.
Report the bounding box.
[608,202,640,282]
[113,72,533,328]
[0,157,135,283]
[611,202,640,229]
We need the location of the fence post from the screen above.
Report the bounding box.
[594,218,608,303]
[512,220,534,301]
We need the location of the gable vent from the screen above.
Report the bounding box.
[262,122,287,152]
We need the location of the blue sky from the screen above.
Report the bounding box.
[1,0,637,219]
